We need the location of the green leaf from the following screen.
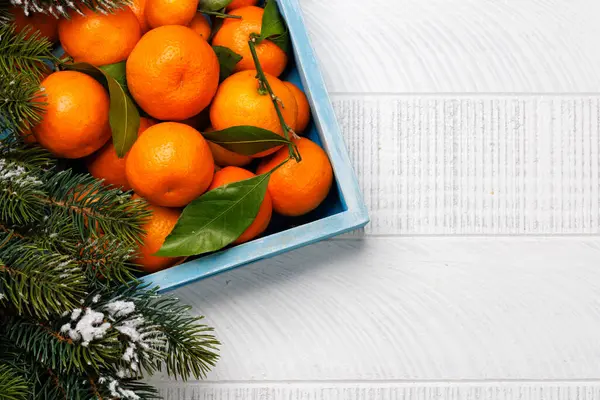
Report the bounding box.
[105,75,140,157]
[199,0,233,12]
[258,0,290,52]
[202,125,290,155]
[156,174,271,256]
[63,62,104,81]
[99,61,127,89]
[66,62,140,158]
[261,0,285,39]
[268,32,290,53]
[209,9,226,41]
[212,46,242,82]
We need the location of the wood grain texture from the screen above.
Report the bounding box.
[300,0,600,94]
[333,95,600,235]
[157,381,600,399]
[153,238,600,384]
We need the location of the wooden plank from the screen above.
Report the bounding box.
[332,95,600,235]
[299,0,600,94]
[157,381,600,400]
[152,238,600,383]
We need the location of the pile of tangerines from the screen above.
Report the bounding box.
[11,0,333,273]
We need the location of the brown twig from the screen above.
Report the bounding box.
[89,378,104,400]
[39,323,74,345]
[47,368,68,400]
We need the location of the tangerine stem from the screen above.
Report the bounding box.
[269,157,291,174]
[248,37,301,162]
[200,10,242,19]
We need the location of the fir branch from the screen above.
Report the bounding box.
[8,0,133,19]
[0,135,55,170]
[91,287,170,377]
[91,283,220,380]
[44,170,151,243]
[75,235,138,286]
[130,288,220,380]
[6,317,122,374]
[161,309,219,380]
[0,154,48,225]
[0,23,55,78]
[95,374,160,400]
[0,362,29,400]
[17,210,80,254]
[0,73,46,134]
[0,7,12,25]
[0,236,86,318]
[0,22,55,134]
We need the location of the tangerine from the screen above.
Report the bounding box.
[207,142,253,167]
[86,117,156,190]
[135,199,183,273]
[226,0,258,12]
[145,0,197,28]
[126,25,220,120]
[212,6,287,77]
[188,12,211,40]
[11,7,58,42]
[256,138,333,216]
[33,71,111,159]
[129,0,151,33]
[58,7,141,66]
[125,122,214,207]
[284,82,311,133]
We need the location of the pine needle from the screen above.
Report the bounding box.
[0,363,29,400]
[0,23,56,80]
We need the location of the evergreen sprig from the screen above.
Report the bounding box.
[44,169,152,241]
[0,23,56,79]
[2,283,219,398]
[0,236,87,318]
[0,136,55,169]
[0,156,47,225]
[0,363,28,400]
[2,0,133,19]
[0,22,55,133]
[0,134,219,399]
[0,73,46,134]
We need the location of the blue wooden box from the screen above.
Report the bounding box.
[143,0,369,292]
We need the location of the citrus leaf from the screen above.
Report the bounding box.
[256,0,290,53]
[99,61,126,89]
[199,0,233,12]
[209,9,225,41]
[260,0,286,39]
[156,173,271,256]
[212,46,242,82]
[202,125,290,155]
[105,75,140,157]
[64,62,104,81]
[66,62,140,158]
[268,31,290,53]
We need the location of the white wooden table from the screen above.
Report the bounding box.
[154,0,600,398]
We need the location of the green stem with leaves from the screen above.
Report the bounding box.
[248,36,301,162]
